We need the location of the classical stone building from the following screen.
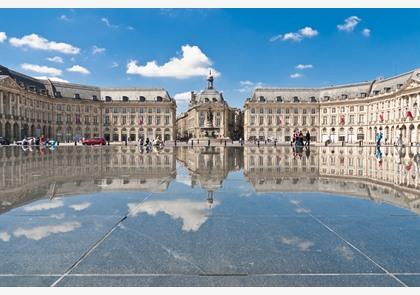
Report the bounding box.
[176,72,243,141]
[0,65,176,142]
[244,69,420,145]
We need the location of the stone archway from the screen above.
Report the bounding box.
[129,128,136,141]
[104,128,110,142]
[5,122,11,140]
[164,128,171,141]
[30,125,35,137]
[121,127,127,141]
[112,128,119,142]
[13,123,19,140]
[138,128,145,140]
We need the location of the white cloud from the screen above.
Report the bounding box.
[23,200,64,212]
[290,73,303,79]
[13,222,80,241]
[270,27,319,42]
[126,26,135,31]
[67,65,90,74]
[337,16,361,32]
[21,63,62,76]
[92,45,106,55]
[9,33,80,54]
[0,32,7,43]
[128,199,218,232]
[69,202,91,211]
[0,231,10,242]
[101,17,119,29]
[126,44,220,79]
[110,61,119,68]
[47,56,64,63]
[35,76,69,83]
[362,28,371,37]
[296,64,313,70]
[237,80,264,93]
[174,91,191,103]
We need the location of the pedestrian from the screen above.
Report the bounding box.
[305,131,311,146]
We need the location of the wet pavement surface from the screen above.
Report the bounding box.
[1,145,420,286]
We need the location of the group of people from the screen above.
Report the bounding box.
[20,135,57,148]
[292,130,311,147]
[138,136,164,149]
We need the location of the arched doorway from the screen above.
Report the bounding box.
[164,128,171,141]
[93,127,99,138]
[56,127,63,141]
[66,127,73,142]
[121,128,127,141]
[138,128,144,141]
[13,123,19,140]
[5,122,11,139]
[22,124,29,138]
[42,126,47,137]
[357,127,364,142]
[48,126,52,138]
[104,128,110,141]
[84,128,91,139]
[30,125,35,137]
[155,128,162,140]
[129,128,136,141]
[409,124,416,144]
[112,128,119,141]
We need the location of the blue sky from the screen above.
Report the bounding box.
[1,9,420,113]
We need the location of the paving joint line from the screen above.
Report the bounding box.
[291,200,408,287]
[49,192,154,287]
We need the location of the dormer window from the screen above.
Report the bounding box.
[105,96,112,102]
[293,96,299,103]
[384,87,391,93]
[397,84,403,89]
[56,91,62,98]
[259,96,265,102]
[212,97,217,102]
[276,96,283,102]
[74,93,80,99]
[310,96,317,102]
[341,94,348,99]
[360,92,367,98]
[40,89,47,95]
[323,96,330,101]
[204,97,209,102]
[92,95,98,101]
[373,90,380,95]
[122,96,129,102]
[156,96,163,102]
[139,96,146,102]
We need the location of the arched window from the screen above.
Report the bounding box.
[310,96,317,102]
[293,96,299,103]
[156,96,163,102]
[122,96,129,102]
[276,96,282,102]
[259,96,265,102]
[105,96,112,102]
[139,96,146,102]
[204,97,209,102]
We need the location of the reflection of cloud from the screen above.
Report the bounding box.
[13,222,80,240]
[336,245,354,261]
[128,199,219,232]
[289,200,300,205]
[50,213,65,220]
[0,231,11,242]
[280,236,314,251]
[23,200,64,212]
[295,208,311,214]
[69,202,91,211]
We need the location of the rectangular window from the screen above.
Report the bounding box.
[122,116,126,124]
[156,116,161,125]
[259,116,264,125]
[131,116,135,124]
[302,116,307,125]
[113,116,118,124]
[331,116,336,125]
[311,116,316,126]
[165,116,170,125]
[250,116,255,125]
[147,115,152,125]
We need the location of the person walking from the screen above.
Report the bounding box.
[305,131,311,146]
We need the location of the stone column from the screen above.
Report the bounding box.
[0,91,3,115]
[118,128,122,142]
[135,128,139,141]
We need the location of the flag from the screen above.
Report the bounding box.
[339,115,345,125]
[379,113,384,122]
[138,116,143,125]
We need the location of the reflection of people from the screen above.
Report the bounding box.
[305,131,311,146]
[375,131,383,146]
[375,145,383,166]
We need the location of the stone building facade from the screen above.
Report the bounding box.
[244,69,420,145]
[0,65,176,142]
[176,72,243,141]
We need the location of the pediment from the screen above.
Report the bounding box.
[0,76,22,90]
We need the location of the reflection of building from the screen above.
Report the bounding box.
[176,146,243,206]
[0,65,176,142]
[176,72,243,140]
[243,146,420,214]
[0,146,176,214]
[243,69,420,145]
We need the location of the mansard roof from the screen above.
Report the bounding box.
[250,68,420,103]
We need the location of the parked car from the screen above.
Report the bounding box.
[0,137,10,145]
[16,137,35,145]
[82,137,106,146]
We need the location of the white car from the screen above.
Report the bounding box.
[16,137,35,145]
